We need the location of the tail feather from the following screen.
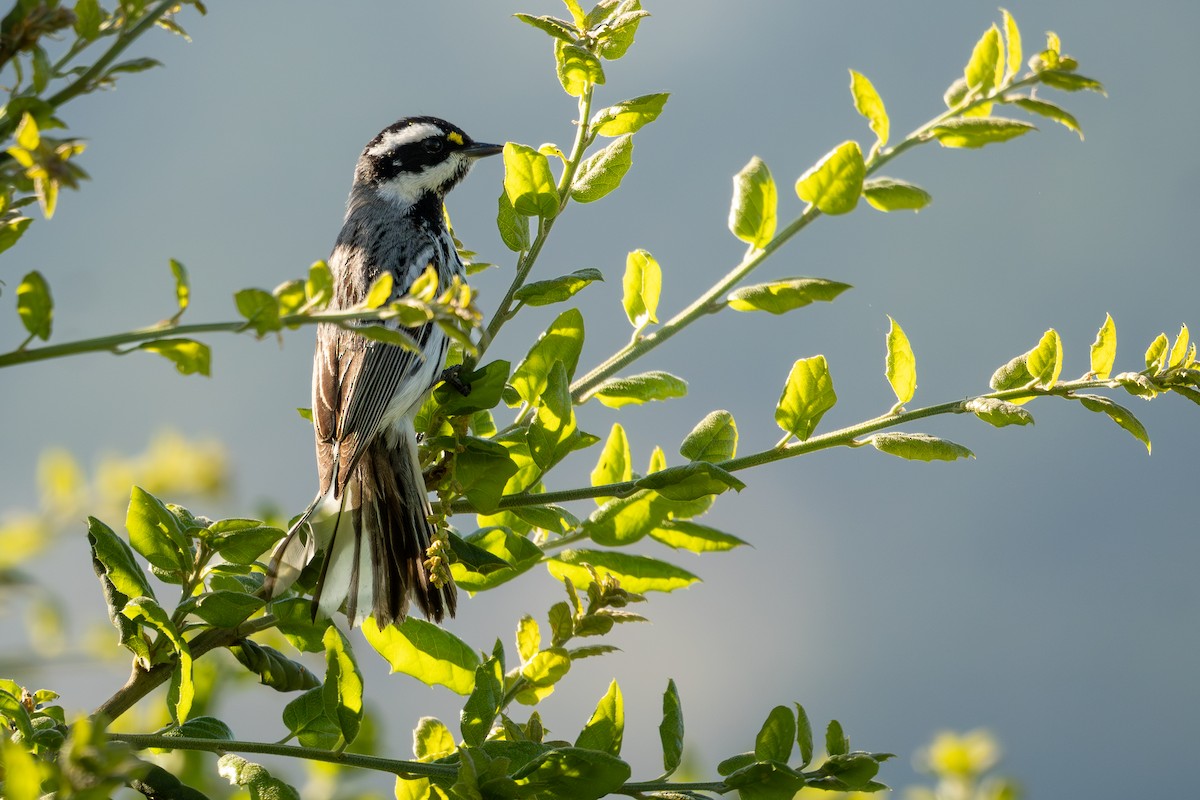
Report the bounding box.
[265,421,457,627]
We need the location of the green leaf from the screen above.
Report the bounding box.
[527,361,577,470]
[504,143,559,219]
[305,260,334,307]
[592,370,687,409]
[497,188,531,251]
[596,5,646,60]
[649,520,748,553]
[167,258,190,317]
[849,70,889,146]
[548,550,699,593]
[218,755,301,800]
[796,703,813,766]
[161,716,235,741]
[451,527,544,592]
[965,24,1004,94]
[636,462,745,500]
[0,690,34,745]
[1001,8,1022,82]
[583,491,669,546]
[1026,328,1063,387]
[1013,97,1082,139]
[362,617,480,694]
[728,156,777,248]
[0,215,31,254]
[931,117,1036,148]
[228,639,320,692]
[1168,324,1190,369]
[123,597,193,722]
[1145,332,1169,373]
[282,687,340,749]
[205,518,284,565]
[717,753,756,777]
[591,423,632,504]
[431,360,511,416]
[990,352,1034,395]
[870,433,975,462]
[965,397,1034,427]
[125,486,191,575]
[512,747,631,800]
[1077,394,1151,453]
[795,140,864,215]
[885,316,916,407]
[522,647,572,688]
[138,338,211,376]
[1088,314,1117,380]
[107,57,162,76]
[273,597,329,653]
[455,437,521,514]
[775,355,837,441]
[826,719,849,756]
[322,626,364,746]
[414,717,457,761]
[87,516,154,601]
[727,277,851,314]
[234,288,281,335]
[353,324,421,351]
[862,177,932,212]
[510,307,585,406]
[659,679,684,776]
[556,40,605,96]
[184,591,265,627]
[16,270,52,340]
[460,657,502,746]
[514,13,578,42]
[517,615,541,663]
[514,268,603,307]
[1038,70,1106,94]
[510,504,579,535]
[570,134,633,203]
[74,0,103,39]
[576,680,624,756]
[755,706,796,762]
[622,249,661,329]
[590,93,669,136]
[679,410,737,462]
[363,271,394,308]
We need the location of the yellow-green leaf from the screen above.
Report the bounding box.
[849,70,889,146]
[361,617,479,694]
[727,278,851,314]
[885,316,916,407]
[728,156,777,248]
[1090,313,1117,379]
[622,249,661,329]
[1145,333,1169,373]
[870,433,974,462]
[16,270,52,340]
[795,140,864,215]
[775,355,837,441]
[965,397,1034,427]
[1001,9,1022,83]
[589,93,669,137]
[931,118,1035,148]
[862,178,932,212]
[1026,329,1062,387]
[1013,97,1082,139]
[555,39,605,97]
[965,24,1004,94]
[591,423,632,504]
[1168,324,1190,369]
[1077,394,1151,453]
[504,143,559,219]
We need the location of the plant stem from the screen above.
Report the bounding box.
[568,75,1040,403]
[92,615,278,722]
[477,87,595,360]
[451,379,1108,514]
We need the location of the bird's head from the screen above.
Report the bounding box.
[354,116,503,207]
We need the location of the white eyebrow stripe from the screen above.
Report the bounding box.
[366,123,444,157]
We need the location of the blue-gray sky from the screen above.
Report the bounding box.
[2,2,1197,798]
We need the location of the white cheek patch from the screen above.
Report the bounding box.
[366,122,445,157]
[376,153,469,207]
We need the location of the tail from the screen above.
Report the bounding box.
[265,421,457,627]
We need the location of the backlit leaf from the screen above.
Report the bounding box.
[571,134,633,203]
[795,140,864,215]
[362,617,480,694]
[870,433,974,462]
[775,355,837,441]
[16,270,52,340]
[885,316,916,406]
[593,370,687,409]
[931,118,1035,148]
[1090,314,1117,379]
[862,178,932,212]
[590,93,669,136]
[727,277,851,314]
[849,70,889,146]
[548,549,699,593]
[728,156,777,247]
[622,249,661,329]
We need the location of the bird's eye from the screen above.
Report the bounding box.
[422,139,445,154]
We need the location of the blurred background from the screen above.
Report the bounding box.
[1,1,1196,798]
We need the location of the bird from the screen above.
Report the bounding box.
[264,116,503,628]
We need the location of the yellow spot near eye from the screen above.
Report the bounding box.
[447,131,464,145]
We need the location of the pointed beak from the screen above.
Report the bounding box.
[462,141,505,159]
